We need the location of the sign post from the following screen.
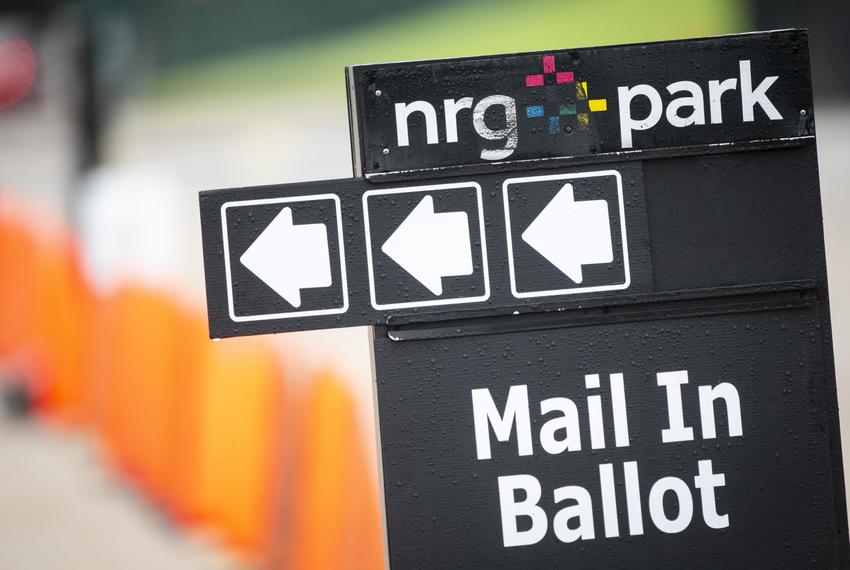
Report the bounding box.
[200,30,849,568]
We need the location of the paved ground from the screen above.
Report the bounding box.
[0,408,245,570]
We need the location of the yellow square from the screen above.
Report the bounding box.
[589,99,607,112]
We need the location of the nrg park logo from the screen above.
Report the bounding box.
[393,53,782,159]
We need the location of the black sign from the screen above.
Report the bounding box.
[200,164,653,338]
[345,29,813,179]
[373,298,845,567]
[365,143,849,568]
[198,29,849,568]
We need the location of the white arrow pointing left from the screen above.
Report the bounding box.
[239,207,332,308]
[381,195,473,295]
[521,183,613,284]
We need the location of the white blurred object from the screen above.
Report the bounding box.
[817,106,850,525]
[76,165,195,300]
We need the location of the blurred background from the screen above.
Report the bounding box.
[0,0,848,568]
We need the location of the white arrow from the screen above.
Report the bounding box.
[239,207,332,308]
[381,195,473,296]
[521,183,613,284]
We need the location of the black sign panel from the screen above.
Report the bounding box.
[200,163,652,338]
[221,195,348,321]
[198,30,848,568]
[367,145,849,568]
[363,182,489,309]
[503,170,629,297]
[372,303,845,568]
[346,30,813,179]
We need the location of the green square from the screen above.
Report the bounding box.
[559,103,576,116]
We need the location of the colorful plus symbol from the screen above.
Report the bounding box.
[524,54,607,134]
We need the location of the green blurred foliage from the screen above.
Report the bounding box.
[153,0,750,102]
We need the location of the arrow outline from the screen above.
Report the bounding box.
[363,183,491,310]
[221,194,349,322]
[502,170,630,299]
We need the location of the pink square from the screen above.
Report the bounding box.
[556,71,574,84]
[543,55,555,74]
[525,74,544,87]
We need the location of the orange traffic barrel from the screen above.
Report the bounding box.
[0,199,90,424]
[90,287,184,505]
[195,335,284,561]
[271,373,385,570]
[30,233,92,424]
[165,307,212,525]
